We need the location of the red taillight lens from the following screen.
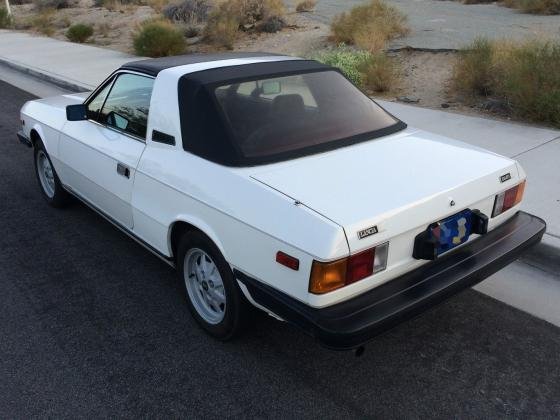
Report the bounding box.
[492,181,526,217]
[346,249,375,284]
[309,243,389,294]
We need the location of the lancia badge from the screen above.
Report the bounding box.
[358,226,378,240]
[500,173,511,183]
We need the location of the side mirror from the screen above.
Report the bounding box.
[66,104,87,121]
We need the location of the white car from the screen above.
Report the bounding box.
[18,53,545,350]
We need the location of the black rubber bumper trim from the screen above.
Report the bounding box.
[17,131,32,148]
[235,211,546,350]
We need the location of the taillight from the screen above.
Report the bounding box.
[492,181,526,217]
[309,243,389,294]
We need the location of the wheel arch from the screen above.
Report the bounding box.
[29,124,49,153]
[168,217,228,263]
[29,127,43,147]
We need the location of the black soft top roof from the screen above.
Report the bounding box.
[177,59,337,166]
[120,52,286,77]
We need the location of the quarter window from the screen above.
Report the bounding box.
[86,82,112,121]
[99,73,154,139]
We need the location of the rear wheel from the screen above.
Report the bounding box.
[177,231,249,340]
[33,139,70,208]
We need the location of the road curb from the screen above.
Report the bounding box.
[519,233,560,277]
[0,56,90,93]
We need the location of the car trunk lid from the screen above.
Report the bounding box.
[250,128,519,253]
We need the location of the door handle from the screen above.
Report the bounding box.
[117,162,130,178]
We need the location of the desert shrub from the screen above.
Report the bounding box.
[295,0,316,12]
[505,0,560,14]
[452,37,494,96]
[33,0,69,10]
[203,0,285,48]
[133,19,186,57]
[163,0,210,23]
[453,38,560,126]
[360,52,397,92]
[145,0,167,11]
[315,47,397,92]
[31,9,56,35]
[331,0,408,52]
[0,7,13,28]
[216,0,284,27]
[204,10,237,48]
[259,15,285,33]
[66,23,94,42]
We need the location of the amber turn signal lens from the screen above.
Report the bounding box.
[492,180,526,217]
[309,258,347,294]
[309,243,389,294]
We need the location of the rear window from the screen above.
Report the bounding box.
[213,70,401,159]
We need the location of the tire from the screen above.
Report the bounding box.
[177,231,249,340]
[33,138,70,208]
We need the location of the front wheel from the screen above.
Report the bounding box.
[33,140,70,208]
[177,231,249,340]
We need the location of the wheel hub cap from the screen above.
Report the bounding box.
[184,248,226,325]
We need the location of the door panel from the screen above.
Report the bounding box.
[59,121,145,228]
[58,72,153,229]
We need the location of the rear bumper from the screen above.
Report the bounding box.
[236,211,546,350]
[17,130,32,148]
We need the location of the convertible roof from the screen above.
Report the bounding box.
[177,59,337,166]
[120,52,287,77]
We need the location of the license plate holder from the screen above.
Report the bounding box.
[431,209,473,256]
[413,209,486,260]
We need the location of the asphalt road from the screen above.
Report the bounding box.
[294,0,560,50]
[1,79,560,418]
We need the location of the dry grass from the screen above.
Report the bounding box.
[204,10,238,49]
[453,38,560,126]
[503,0,560,14]
[459,0,560,14]
[295,0,316,12]
[30,9,56,35]
[204,0,286,49]
[331,0,409,52]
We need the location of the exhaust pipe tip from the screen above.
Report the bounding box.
[354,346,365,357]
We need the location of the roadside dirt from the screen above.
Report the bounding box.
[6,3,540,125]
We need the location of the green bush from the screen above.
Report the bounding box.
[0,7,13,28]
[66,23,94,43]
[315,47,397,92]
[453,38,560,126]
[133,20,186,57]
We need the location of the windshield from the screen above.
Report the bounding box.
[213,70,402,160]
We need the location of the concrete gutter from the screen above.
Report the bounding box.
[0,56,92,93]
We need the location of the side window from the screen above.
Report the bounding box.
[99,73,154,139]
[86,81,112,121]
